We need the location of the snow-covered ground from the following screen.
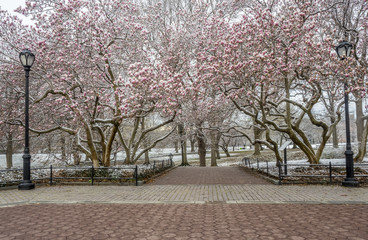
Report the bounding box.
[0,149,179,169]
[0,148,238,169]
[2,146,368,170]
[248,158,368,167]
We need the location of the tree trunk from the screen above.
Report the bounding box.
[48,136,52,153]
[142,118,150,165]
[221,145,231,157]
[253,126,262,156]
[210,130,217,167]
[190,136,196,152]
[6,133,13,169]
[73,152,81,165]
[356,98,364,143]
[253,143,261,156]
[61,135,66,162]
[72,138,80,165]
[354,119,368,162]
[332,124,339,148]
[197,130,206,167]
[178,123,189,166]
[181,139,189,166]
[174,140,179,153]
[215,132,221,159]
[113,151,117,165]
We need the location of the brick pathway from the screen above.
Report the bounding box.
[1,166,368,239]
[0,203,367,240]
[151,166,270,185]
[1,185,367,205]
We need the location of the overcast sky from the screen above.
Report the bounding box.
[0,0,32,24]
[0,0,25,12]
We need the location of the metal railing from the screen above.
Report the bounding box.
[242,157,274,177]
[0,155,174,187]
[277,162,368,185]
[242,157,368,185]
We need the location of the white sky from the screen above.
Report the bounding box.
[0,0,25,13]
[0,0,32,25]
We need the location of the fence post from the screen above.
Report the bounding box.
[91,166,94,185]
[50,165,53,186]
[329,162,332,184]
[266,161,269,176]
[257,158,259,170]
[284,148,287,176]
[278,162,282,185]
[169,153,173,167]
[248,159,251,168]
[153,161,156,175]
[135,165,138,186]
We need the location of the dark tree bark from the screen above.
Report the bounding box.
[190,135,196,153]
[178,123,189,166]
[253,126,262,156]
[215,132,221,159]
[181,139,189,165]
[356,98,364,143]
[355,120,368,162]
[174,140,179,153]
[210,129,218,167]
[221,146,230,157]
[6,132,13,169]
[219,136,231,157]
[72,138,81,165]
[61,135,66,162]
[331,123,339,148]
[141,118,150,165]
[197,129,206,167]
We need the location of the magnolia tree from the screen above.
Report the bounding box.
[327,0,368,162]
[0,0,179,167]
[197,1,353,164]
[0,9,35,168]
[138,0,241,166]
[3,0,367,167]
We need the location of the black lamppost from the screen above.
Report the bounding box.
[335,41,359,187]
[18,49,35,190]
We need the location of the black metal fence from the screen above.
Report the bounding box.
[242,157,368,185]
[242,157,275,177]
[0,156,174,187]
[277,162,368,185]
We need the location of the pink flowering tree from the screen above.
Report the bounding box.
[198,1,349,164]
[327,0,368,162]
[0,0,178,167]
[138,0,240,166]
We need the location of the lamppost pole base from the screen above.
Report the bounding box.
[342,178,359,187]
[18,181,35,190]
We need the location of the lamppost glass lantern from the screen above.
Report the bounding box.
[19,49,35,68]
[335,41,352,60]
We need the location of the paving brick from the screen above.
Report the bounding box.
[0,204,367,239]
[151,166,270,185]
[0,166,368,239]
